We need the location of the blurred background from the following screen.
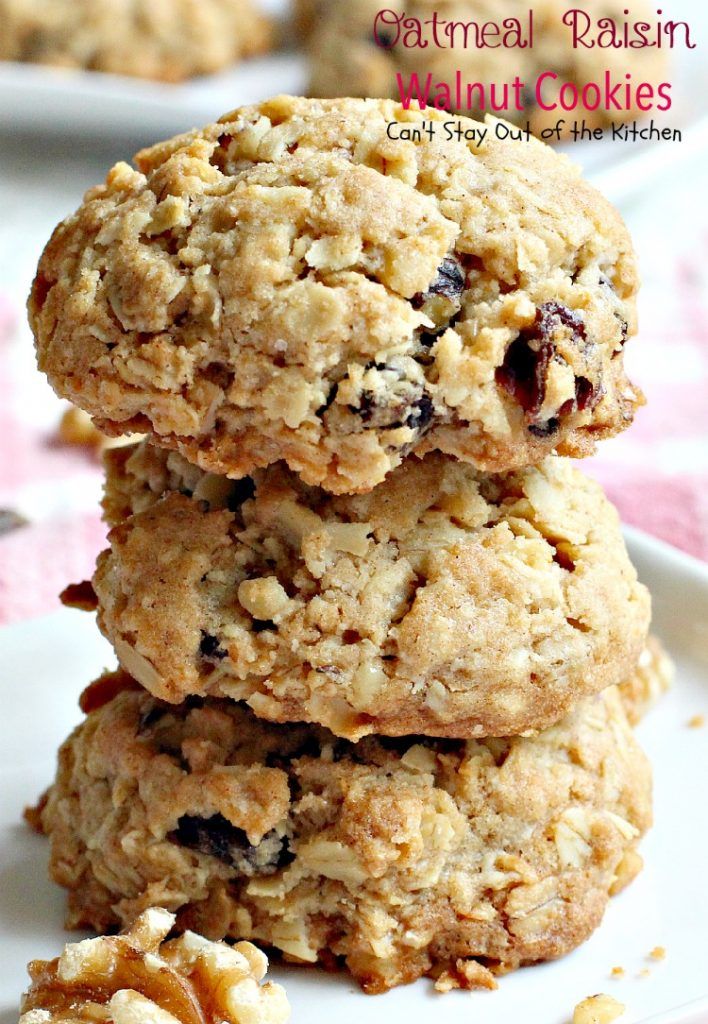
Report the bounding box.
[0,0,707,623]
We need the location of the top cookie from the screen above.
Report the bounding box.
[30,95,640,494]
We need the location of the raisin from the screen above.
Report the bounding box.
[199,631,227,661]
[528,418,559,438]
[552,546,576,572]
[574,376,595,411]
[419,331,440,349]
[496,337,554,416]
[496,302,586,420]
[536,301,586,342]
[412,256,465,310]
[342,360,437,438]
[405,393,434,431]
[169,813,292,875]
[427,257,465,303]
[59,579,97,611]
[355,393,376,424]
[356,387,431,432]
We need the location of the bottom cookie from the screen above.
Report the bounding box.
[33,652,661,994]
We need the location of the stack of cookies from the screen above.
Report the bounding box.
[28,96,671,995]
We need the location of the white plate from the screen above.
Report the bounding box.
[0,53,307,141]
[0,0,302,140]
[1,526,707,1024]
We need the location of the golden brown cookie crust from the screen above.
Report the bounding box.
[31,95,640,494]
[92,442,651,740]
[0,0,271,82]
[38,672,652,994]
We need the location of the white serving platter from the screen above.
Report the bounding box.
[0,525,707,1024]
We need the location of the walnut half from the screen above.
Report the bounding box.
[20,908,289,1024]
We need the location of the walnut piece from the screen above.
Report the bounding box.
[20,908,289,1024]
[573,993,625,1024]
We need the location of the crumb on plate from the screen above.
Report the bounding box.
[434,958,498,993]
[572,993,625,1024]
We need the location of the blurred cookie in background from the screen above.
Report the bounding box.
[292,0,320,41]
[0,0,272,82]
[301,0,669,134]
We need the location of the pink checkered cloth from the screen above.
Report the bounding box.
[1,242,707,626]
[0,293,107,625]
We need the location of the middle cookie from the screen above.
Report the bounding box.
[92,441,650,740]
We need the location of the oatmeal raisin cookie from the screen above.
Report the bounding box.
[91,442,650,739]
[30,96,640,493]
[36,669,653,993]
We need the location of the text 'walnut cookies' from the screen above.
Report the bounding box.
[89,441,650,740]
[19,907,289,1024]
[0,0,271,82]
[34,667,655,994]
[30,95,641,494]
